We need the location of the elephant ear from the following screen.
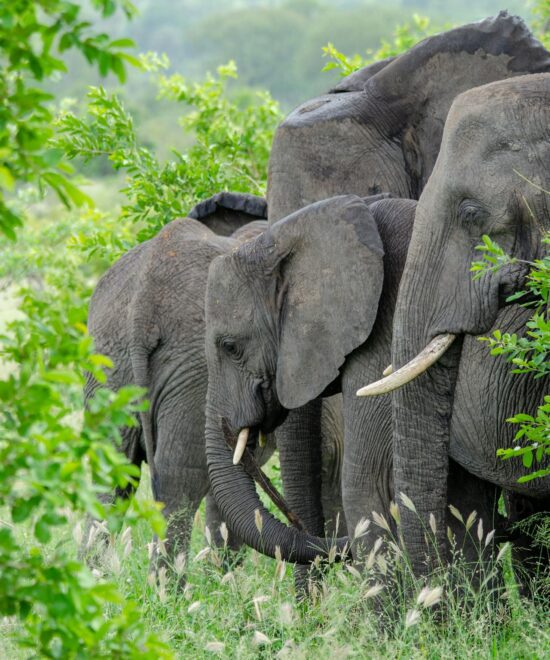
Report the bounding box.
[269,195,384,410]
[329,55,396,93]
[367,11,550,188]
[188,192,267,237]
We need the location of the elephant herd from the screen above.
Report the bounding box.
[86,12,550,594]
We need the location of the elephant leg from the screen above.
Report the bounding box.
[320,394,347,537]
[503,491,550,596]
[341,350,394,564]
[276,399,325,598]
[152,394,210,590]
[79,423,143,563]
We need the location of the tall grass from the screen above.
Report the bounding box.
[2,466,548,658]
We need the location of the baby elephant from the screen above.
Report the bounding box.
[85,193,272,582]
[85,192,345,585]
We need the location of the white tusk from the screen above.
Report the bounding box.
[382,364,393,377]
[356,334,456,397]
[233,427,249,465]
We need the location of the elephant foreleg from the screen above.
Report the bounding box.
[276,398,325,598]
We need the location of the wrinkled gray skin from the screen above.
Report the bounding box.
[261,12,550,566]
[268,12,550,223]
[85,193,276,582]
[391,74,550,577]
[205,195,500,567]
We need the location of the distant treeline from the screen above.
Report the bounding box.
[50,0,529,163]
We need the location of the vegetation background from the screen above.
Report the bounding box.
[0,0,549,657]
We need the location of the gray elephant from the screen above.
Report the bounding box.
[361,74,550,577]
[261,12,550,564]
[204,194,501,568]
[85,193,272,578]
[203,16,550,578]
[85,191,345,583]
[267,12,550,224]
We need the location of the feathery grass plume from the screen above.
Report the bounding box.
[399,492,416,512]
[429,513,437,536]
[405,609,421,628]
[73,521,83,546]
[365,583,385,599]
[221,572,235,585]
[204,525,212,545]
[345,564,362,580]
[477,518,484,543]
[485,529,496,547]
[448,504,463,523]
[465,510,477,531]
[252,631,271,646]
[390,501,401,525]
[174,552,186,577]
[372,511,391,533]
[353,517,371,539]
[147,541,156,560]
[194,547,210,562]
[204,641,225,653]
[417,585,443,608]
[187,601,201,614]
[252,595,269,621]
[279,602,293,626]
[254,508,263,534]
[120,526,131,545]
[219,522,228,545]
[122,536,132,558]
[376,554,388,576]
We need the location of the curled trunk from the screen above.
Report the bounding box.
[205,400,348,564]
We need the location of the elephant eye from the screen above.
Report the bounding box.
[219,337,242,359]
[458,199,487,224]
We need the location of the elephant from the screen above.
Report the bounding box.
[267,11,550,224]
[360,74,550,578]
[260,13,550,574]
[85,191,345,584]
[204,194,502,569]
[84,192,272,580]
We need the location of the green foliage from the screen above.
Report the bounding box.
[0,217,170,655]
[322,14,438,76]
[472,233,550,482]
[54,59,282,247]
[533,0,550,47]
[0,0,139,239]
[0,55,281,654]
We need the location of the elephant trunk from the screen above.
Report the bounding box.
[205,399,348,564]
[389,233,465,575]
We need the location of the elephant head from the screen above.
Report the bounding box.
[361,74,550,573]
[204,195,386,562]
[267,12,550,222]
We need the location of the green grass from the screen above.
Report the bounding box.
[2,467,549,659]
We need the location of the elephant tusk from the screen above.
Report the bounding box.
[233,427,249,465]
[382,364,393,376]
[356,333,456,397]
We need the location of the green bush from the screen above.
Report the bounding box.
[473,234,550,482]
[0,0,144,239]
[54,57,282,250]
